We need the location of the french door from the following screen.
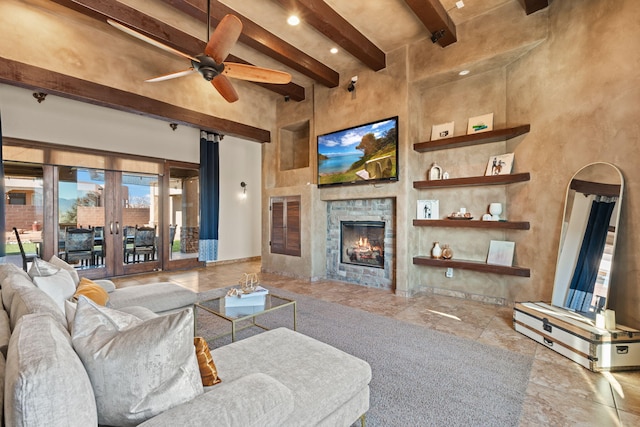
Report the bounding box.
[57,166,161,278]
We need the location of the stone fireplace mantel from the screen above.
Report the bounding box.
[326,198,395,290]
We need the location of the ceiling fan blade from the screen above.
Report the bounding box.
[212,75,239,103]
[222,63,292,84]
[107,19,200,63]
[145,68,196,83]
[205,14,243,63]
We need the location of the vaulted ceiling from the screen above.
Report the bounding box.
[50,0,549,102]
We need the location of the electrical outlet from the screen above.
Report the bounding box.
[456,1,465,9]
[446,268,454,278]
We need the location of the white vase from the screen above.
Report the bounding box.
[431,242,442,259]
[489,203,502,221]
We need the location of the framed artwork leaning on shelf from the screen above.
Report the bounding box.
[417,200,439,220]
[487,240,515,266]
[467,113,494,134]
[485,153,514,176]
[430,122,454,141]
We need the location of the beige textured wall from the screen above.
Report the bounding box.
[266,0,640,326]
[0,0,275,133]
[507,0,640,327]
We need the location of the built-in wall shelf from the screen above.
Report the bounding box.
[413,125,531,153]
[413,173,530,189]
[413,256,531,277]
[413,219,530,230]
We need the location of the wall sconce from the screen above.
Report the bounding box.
[240,181,247,199]
[32,92,47,103]
[347,76,358,92]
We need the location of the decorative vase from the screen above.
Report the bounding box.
[428,163,442,181]
[489,202,503,221]
[431,242,442,259]
[441,245,453,259]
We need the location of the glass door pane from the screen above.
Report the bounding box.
[58,166,105,272]
[121,172,160,268]
[4,162,44,270]
[169,167,199,261]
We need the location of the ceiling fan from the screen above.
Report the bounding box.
[107,12,291,103]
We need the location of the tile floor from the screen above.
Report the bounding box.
[112,260,640,426]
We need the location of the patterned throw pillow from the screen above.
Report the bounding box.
[73,277,109,306]
[194,337,222,386]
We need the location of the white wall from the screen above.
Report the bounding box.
[0,83,262,261]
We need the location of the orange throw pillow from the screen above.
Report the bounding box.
[73,277,110,306]
[194,337,222,386]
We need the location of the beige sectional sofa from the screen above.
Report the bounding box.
[0,262,372,426]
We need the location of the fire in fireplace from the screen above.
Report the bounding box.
[340,221,385,268]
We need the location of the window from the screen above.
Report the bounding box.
[8,192,27,205]
[270,196,301,256]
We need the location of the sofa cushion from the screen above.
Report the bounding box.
[10,284,67,331]
[33,269,76,313]
[108,282,197,314]
[71,297,203,426]
[0,351,5,424]
[0,263,30,287]
[137,373,294,427]
[0,309,10,358]
[73,277,109,306]
[5,313,98,427]
[212,328,372,426]
[92,278,117,293]
[1,264,33,314]
[48,255,80,286]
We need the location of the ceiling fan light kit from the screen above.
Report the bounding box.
[108,12,291,103]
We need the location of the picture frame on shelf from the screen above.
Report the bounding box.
[417,199,439,220]
[467,113,494,134]
[487,240,515,266]
[430,122,454,141]
[485,153,514,176]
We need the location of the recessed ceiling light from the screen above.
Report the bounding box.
[330,47,338,54]
[458,70,470,76]
[287,15,300,26]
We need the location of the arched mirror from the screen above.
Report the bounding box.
[551,162,623,318]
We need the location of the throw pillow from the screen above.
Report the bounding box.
[48,255,80,286]
[194,336,222,386]
[32,269,76,313]
[73,277,109,306]
[27,258,60,279]
[71,297,203,426]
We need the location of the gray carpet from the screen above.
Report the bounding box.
[196,287,533,427]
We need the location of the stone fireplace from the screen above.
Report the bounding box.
[326,198,394,290]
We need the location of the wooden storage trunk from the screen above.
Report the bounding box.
[514,302,640,372]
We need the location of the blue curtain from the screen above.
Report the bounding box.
[0,112,5,258]
[199,131,220,261]
[565,196,616,312]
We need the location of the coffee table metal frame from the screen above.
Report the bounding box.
[196,293,297,342]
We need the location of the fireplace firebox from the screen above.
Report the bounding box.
[340,221,385,268]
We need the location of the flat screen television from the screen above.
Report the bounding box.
[317,116,398,188]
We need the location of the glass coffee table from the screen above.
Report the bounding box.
[196,292,297,342]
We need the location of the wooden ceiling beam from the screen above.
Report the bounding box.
[518,0,550,15]
[0,57,271,143]
[273,0,386,71]
[51,0,305,101]
[403,0,457,47]
[161,0,340,87]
